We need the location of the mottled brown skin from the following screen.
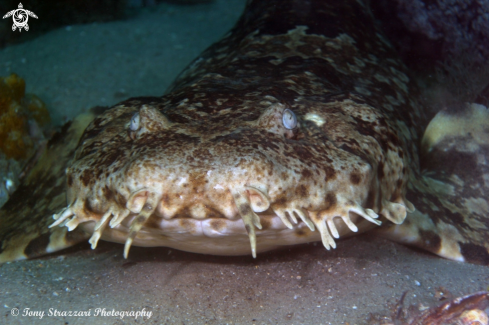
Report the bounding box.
[0,0,488,267]
[0,112,94,262]
[379,103,489,265]
[49,0,416,258]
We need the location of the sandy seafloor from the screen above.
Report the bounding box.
[0,0,488,324]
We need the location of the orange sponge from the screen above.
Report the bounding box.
[0,74,50,160]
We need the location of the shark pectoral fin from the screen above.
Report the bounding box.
[379,103,489,265]
[0,110,99,264]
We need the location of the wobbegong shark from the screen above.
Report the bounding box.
[0,0,488,268]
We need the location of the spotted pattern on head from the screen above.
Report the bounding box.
[47,0,416,258]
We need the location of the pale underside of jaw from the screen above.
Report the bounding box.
[49,185,385,259]
[76,213,381,256]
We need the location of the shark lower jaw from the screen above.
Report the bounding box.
[51,186,383,259]
[76,211,380,257]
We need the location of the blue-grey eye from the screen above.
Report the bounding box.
[282,109,297,129]
[130,113,140,131]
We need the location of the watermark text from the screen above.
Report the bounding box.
[10,307,153,320]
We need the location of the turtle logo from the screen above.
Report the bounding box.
[3,3,38,32]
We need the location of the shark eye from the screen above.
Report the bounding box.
[129,113,140,131]
[282,109,297,129]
